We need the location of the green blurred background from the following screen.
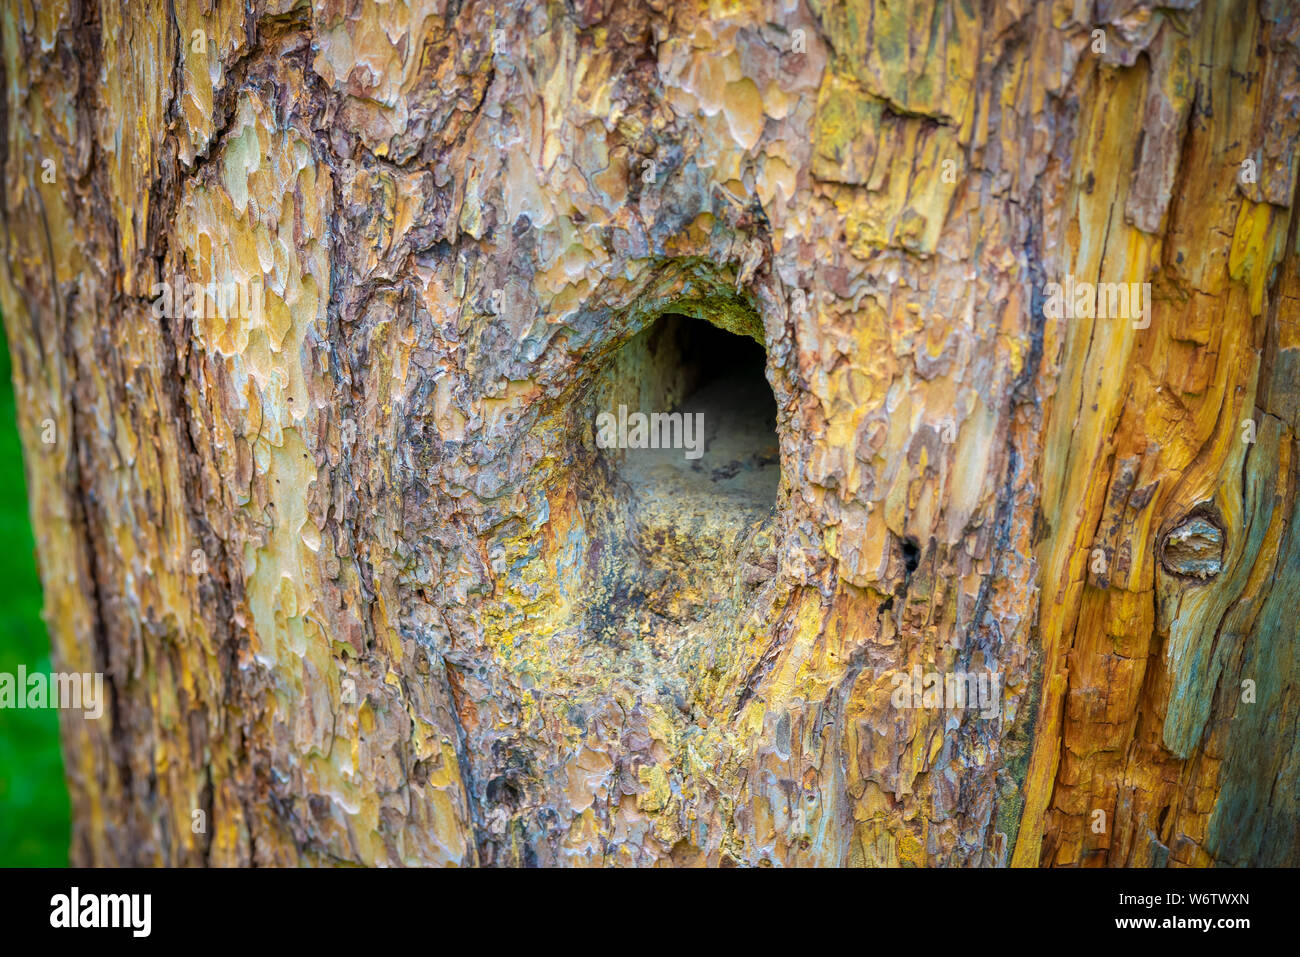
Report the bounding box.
[0,329,69,866]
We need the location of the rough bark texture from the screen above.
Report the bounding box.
[1,0,1297,866]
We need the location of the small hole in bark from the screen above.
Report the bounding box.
[902,537,921,574]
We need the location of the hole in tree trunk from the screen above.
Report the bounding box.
[591,314,779,521]
[568,310,781,649]
[901,537,921,574]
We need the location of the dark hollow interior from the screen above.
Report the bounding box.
[593,313,780,518]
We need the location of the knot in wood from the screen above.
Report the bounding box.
[1160,514,1225,581]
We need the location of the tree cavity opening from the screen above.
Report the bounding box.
[587,313,780,527]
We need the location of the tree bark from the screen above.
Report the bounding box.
[1,0,1297,866]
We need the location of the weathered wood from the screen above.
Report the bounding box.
[0,0,1296,866]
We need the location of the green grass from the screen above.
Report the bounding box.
[0,331,70,866]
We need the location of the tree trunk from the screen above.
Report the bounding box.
[1,0,1297,866]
